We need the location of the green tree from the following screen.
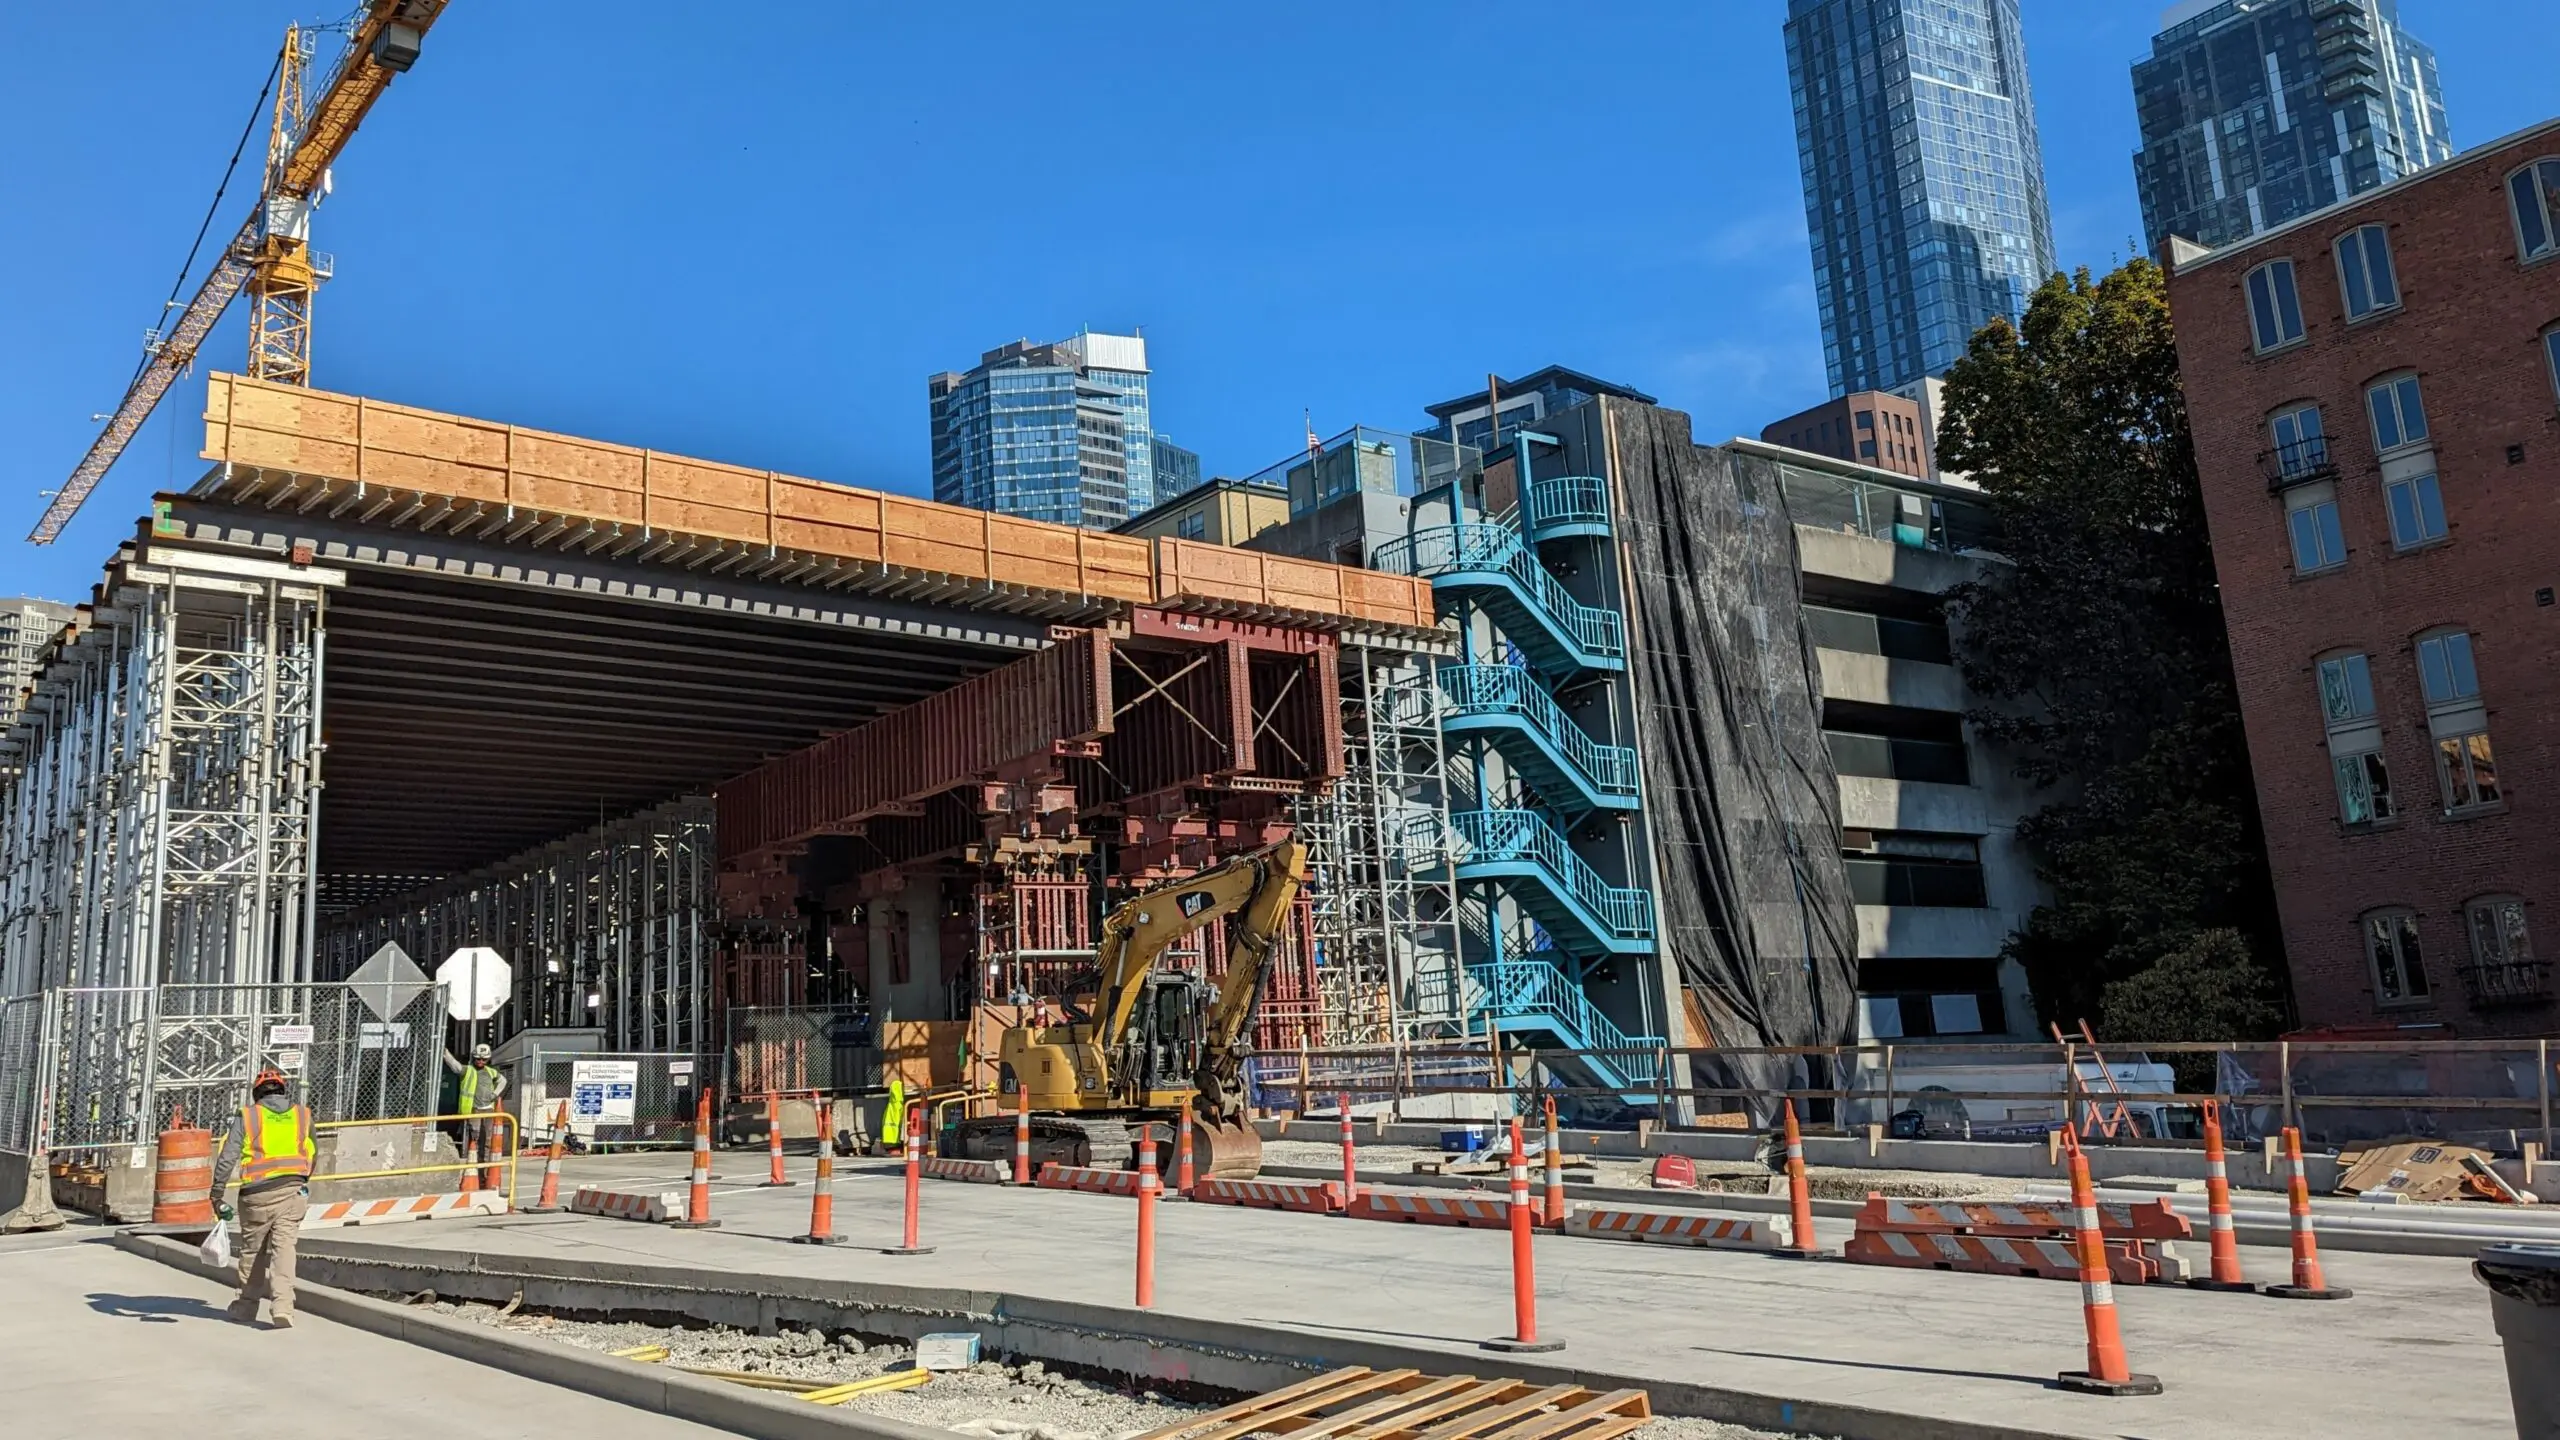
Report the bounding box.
[1937,259,2288,1042]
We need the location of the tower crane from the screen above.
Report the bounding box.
[28,1,449,544]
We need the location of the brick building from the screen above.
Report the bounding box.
[1760,390,1934,480]
[2165,118,2560,1034]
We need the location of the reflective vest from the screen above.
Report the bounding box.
[239,1103,314,1186]
[459,1064,494,1112]
[881,1077,905,1147]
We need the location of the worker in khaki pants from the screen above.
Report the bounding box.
[209,1067,315,1328]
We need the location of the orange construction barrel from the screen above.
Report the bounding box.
[152,1124,215,1226]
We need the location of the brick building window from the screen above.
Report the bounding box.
[2317,652,2393,825]
[2462,897,2544,1008]
[2384,467,2447,549]
[2416,628,2500,813]
[2335,225,2400,320]
[2247,259,2306,351]
[2508,158,2560,263]
[2366,373,2429,452]
[2363,909,2431,1005]
[2544,326,2560,404]
[2285,484,2346,573]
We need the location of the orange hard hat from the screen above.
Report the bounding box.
[252,1067,290,1096]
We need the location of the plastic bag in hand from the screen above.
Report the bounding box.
[198,1219,232,1268]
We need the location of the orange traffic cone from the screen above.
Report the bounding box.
[671,1089,719,1230]
[2187,1101,2252,1292]
[2055,1132,2163,1396]
[1772,1098,1823,1258]
[2262,1126,2351,1300]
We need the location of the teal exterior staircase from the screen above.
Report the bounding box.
[1439,664,1638,822]
[1466,950,1664,1096]
[1376,524,1624,676]
[1420,807,1654,957]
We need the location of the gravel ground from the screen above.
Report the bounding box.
[412,1298,1810,1440]
[1259,1138,2023,1202]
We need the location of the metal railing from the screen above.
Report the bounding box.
[1250,1037,2560,1151]
[1777,466,1997,554]
[2456,960,2552,1009]
[1440,808,1655,941]
[1525,474,1609,533]
[1439,664,1638,799]
[1374,525,1625,661]
[2260,435,2336,491]
[1470,957,1663,1086]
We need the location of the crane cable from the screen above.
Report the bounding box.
[125,50,283,392]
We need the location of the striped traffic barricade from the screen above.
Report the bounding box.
[1567,1205,1785,1251]
[306,1189,511,1229]
[919,1156,1009,1184]
[1348,1187,1511,1230]
[1190,1176,1347,1214]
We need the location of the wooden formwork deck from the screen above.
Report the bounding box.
[196,373,1433,634]
[1135,1366,1651,1440]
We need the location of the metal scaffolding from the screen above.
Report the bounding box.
[1299,643,1463,1046]
[0,548,333,998]
[317,797,715,1054]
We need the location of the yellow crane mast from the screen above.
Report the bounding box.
[29,0,448,544]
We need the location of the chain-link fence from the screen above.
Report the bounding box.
[0,993,49,1156]
[0,982,445,1157]
[150,983,445,1138]
[724,1005,880,1097]
[513,1047,701,1150]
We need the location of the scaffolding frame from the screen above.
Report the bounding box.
[1299,643,1463,1048]
[1,549,332,999]
[317,798,715,1055]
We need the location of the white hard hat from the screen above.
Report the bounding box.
[472,1043,492,1061]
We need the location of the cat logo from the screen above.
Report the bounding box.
[1178,892,1213,918]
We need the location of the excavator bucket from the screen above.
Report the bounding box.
[1190,1117,1264,1181]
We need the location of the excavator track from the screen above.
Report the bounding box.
[951,1113,1132,1171]
[948,1111,1264,1178]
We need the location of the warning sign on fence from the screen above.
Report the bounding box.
[571,1059,639,1127]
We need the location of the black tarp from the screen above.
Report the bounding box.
[1602,399,1860,1117]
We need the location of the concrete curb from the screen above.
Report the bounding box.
[109,1232,956,1440]
[278,1234,2102,1440]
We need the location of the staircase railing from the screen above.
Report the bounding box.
[1375,525,1624,661]
[1439,665,1637,799]
[1441,808,1654,940]
[1471,956,1662,1085]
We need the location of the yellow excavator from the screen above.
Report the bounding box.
[952,840,1308,1180]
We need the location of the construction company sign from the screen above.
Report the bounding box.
[570,1059,639,1130]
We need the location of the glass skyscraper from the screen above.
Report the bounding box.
[2131,0,2449,255]
[1784,0,2058,396]
[928,331,1156,530]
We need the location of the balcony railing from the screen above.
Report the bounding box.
[1441,665,1639,798]
[1446,807,1655,941]
[2456,960,2552,1009]
[2261,436,2336,492]
[1375,524,1625,661]
[1525,474,1609,534]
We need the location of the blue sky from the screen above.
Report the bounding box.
[5,2,2553,601]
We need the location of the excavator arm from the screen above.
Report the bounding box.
[1088,840,1309,1067]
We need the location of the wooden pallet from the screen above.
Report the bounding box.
[1132,1365,1651,1440]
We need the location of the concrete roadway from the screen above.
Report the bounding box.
[0,1229,731,1439]
[341,1151,2510,1439]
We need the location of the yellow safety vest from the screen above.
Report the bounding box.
[882,1077,905,1147]
[240,1103,315,1186]
[459,1064,494,1112]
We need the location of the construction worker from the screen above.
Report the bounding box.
[880,1073,905,1155]
[209,1067,314,1328]
[441,1042,509,1163]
